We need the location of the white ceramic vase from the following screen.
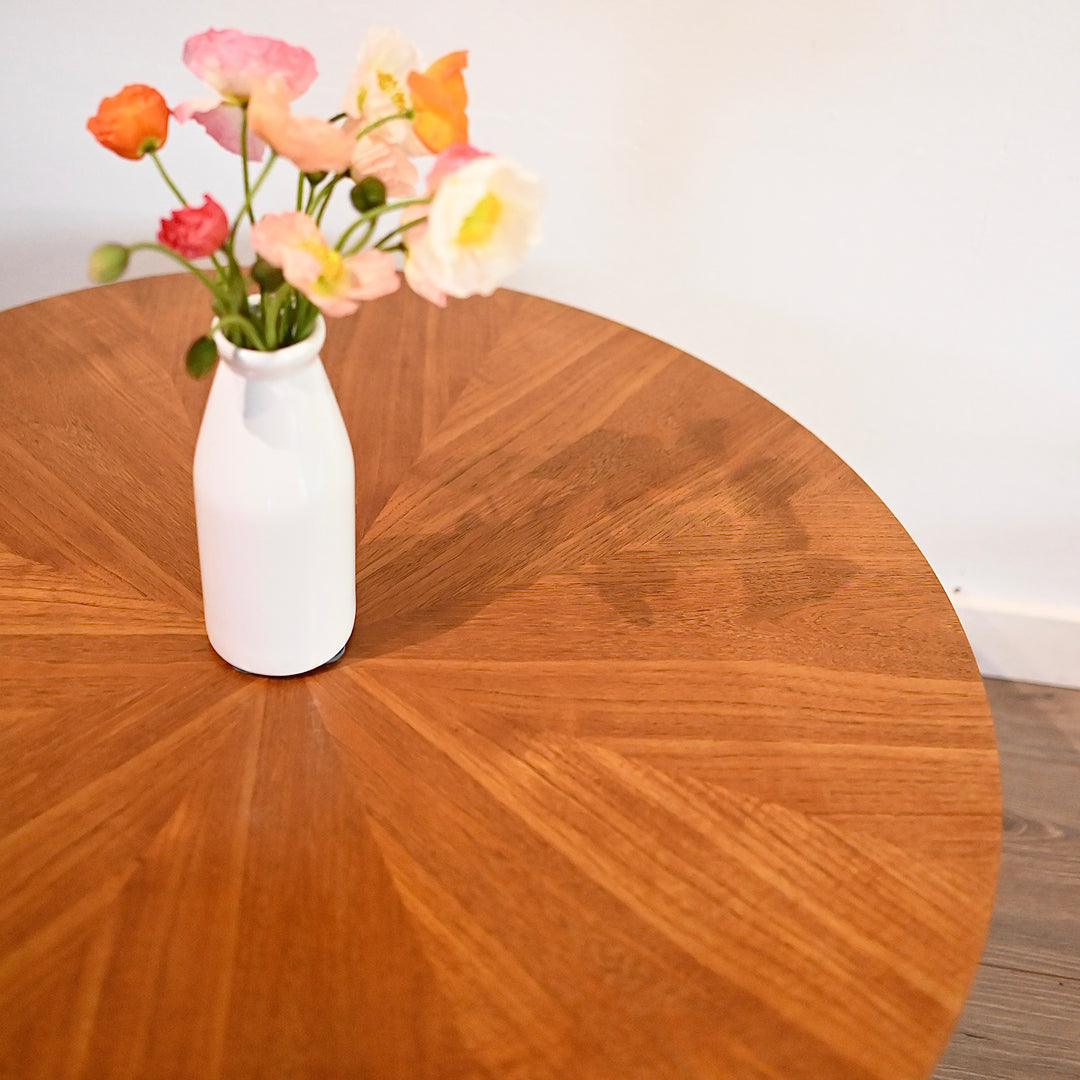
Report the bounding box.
[193,314,355,676]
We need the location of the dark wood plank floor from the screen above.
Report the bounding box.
[933,679,1080,1080]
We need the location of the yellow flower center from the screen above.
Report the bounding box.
[301,241,347,295]
[376,71,408,111]
[457,192,503,247]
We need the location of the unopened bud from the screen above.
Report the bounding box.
[252,257,285,293]
[350,176,386,212]
[88,243,129,284]
[185,335,217,378]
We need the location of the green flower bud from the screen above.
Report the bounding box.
[305,170,328,186]
[252,257,285,293]
[350,176,387,212]
[185,335,217,379]
[88,243,129,284]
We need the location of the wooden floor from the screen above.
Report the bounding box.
[932,679,1080,1080]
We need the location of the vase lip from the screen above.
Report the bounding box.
[211,308,326,378]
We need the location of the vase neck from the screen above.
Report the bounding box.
[213,314,326,379]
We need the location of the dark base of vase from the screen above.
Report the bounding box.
[232,642,348,678]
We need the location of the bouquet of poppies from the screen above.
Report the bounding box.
[87,27,543,375]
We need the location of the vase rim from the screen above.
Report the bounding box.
[211,309,326,378]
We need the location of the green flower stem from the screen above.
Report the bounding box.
[260,285,290,350]
[225,244,248,301]
[353,108,414,141]
[214,312,266,350]
[304,173,330,216]
[293,293,319,343]
[146,152,229,278]
[306,110,417,226]
[229,151,279,248]
[148,150,187,206]
[374,215,427,250]
[313,175,346,225]
[308,179,329,218]
[348,219,378,252]
[128,242,221,296]
[336,197,432,253]
[296,171,305,211]
[275,286,296,344]
[240,106,255,225]
[249,150,279,201]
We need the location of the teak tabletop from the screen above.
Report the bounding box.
[0,275,1000,1080]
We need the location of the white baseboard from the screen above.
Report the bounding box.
[950,593,1080,690]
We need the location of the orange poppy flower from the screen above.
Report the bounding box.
[87,84,170,160]
[407,51,468,153]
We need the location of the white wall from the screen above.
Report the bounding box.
[3,0,1078,685]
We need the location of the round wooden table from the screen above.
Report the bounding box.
[0,276,1000,1080]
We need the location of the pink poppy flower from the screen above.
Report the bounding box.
[172,98,266,160]
[176,29,315,158]
[182,28,316,101]
[248,77,354,175]
[251,211,400,317]
[158,195,229,258]
[425,143,490,193]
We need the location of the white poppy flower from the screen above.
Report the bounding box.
[407,156,543,300]
[343,27,422,148]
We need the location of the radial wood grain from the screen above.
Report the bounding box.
[0,275,1000,1080]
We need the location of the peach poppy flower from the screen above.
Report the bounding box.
[248,77,355,174]
[251,211,400,317]
[87,84,169,160]
[348,133,419,199]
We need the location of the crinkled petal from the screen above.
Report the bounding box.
[343,27,420,119]
[250,211,323,267]
[249,78,354,174]
[174,99,265,159]
[426,143,489,193]
[343,249,400,300]
[419,156,543,298]
[349,135,419,198]
[408,51,468,153]
[403,223,448,308]
[182,28,316,101]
